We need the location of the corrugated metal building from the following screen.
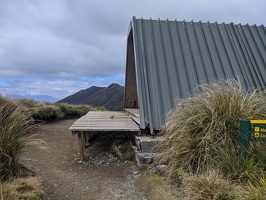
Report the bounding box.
[124,17,266,134]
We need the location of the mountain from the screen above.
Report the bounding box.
[6,94,59,103]
[57,83,124,111]
[57,86,105,104]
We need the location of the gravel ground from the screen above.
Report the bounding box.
[21,119,150,200]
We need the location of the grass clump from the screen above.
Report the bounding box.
[156,79,266,178]
[31,103,64,122]
[10,96,106,121]
[246,172,266,200]
[0,96,35,181]
[1,177,43,200]
[182,169,247,200]
[19,98,39,109]
[154,79,266,199]
[16,99,103,122]
[212,143,258,182]
[57,103,104,119]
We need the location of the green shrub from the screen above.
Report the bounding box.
[29,102,103,121]
[16,98,105,121]
[0,96,35,181]
[156,79,266,179]
[182,169,247,200]
[31,103,64,121]
[57,103,93,118]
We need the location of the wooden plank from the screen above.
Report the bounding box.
[70,124,139,128]
[69,111,140,132]
[71,123,138,126]
[71,127,139,130]
[71,127,138,130]
[71,122,137,124]
[70,123,139,127]
[70,128,139,132]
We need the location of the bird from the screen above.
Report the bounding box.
[110,115,114,119]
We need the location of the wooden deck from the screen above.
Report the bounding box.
[69,111,140,132]
[69,111,140,161]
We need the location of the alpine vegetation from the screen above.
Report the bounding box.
[0,96,35,181]
[155,79,266,199]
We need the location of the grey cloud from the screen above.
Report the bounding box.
[0,0,265,98]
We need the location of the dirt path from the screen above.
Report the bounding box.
[21,119,149,200]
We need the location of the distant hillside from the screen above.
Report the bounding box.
[58,86,105,105]
[57,83,124,111]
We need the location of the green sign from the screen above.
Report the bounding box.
[240,120,266,157]
[250,120,266,141]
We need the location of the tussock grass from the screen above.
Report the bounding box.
[17,100,104,122]
[19,98,39,108]
[213,142,266,182]
[182,169,247,200]
[247,172,266,200]
[14,99,104,122]
[31,103,64,121]
[154,79,266,199]
[57,103,104,119]
[156,79,266,178]
[0,96,36,181]
[0,177,43,200]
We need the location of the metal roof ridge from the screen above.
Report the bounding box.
[131,17,266,27]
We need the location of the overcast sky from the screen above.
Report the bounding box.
[0,0,265,100]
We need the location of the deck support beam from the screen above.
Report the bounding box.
[77,132,85,162]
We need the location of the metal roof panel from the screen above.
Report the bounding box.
[125,18,266,134]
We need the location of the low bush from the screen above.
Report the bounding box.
[17,99,104,122]
[57,103,101,118]
[31,103,64,122]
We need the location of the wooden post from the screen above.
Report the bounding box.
[82,132,86,150]
[77,132,84,162]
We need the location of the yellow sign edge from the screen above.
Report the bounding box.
[250,120,266,124]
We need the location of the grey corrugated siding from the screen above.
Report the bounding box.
[128,17,266,133]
